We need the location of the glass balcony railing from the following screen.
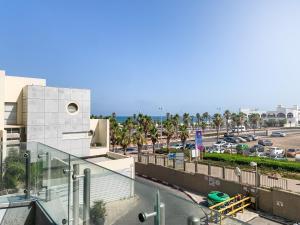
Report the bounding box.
[0,142,248,225]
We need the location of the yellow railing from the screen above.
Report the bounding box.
[209,194,251,225]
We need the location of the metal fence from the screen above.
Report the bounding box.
[137,154,289,191]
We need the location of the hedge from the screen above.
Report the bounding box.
[203,153,300,173]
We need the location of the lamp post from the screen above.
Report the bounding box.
[158,107,163,149]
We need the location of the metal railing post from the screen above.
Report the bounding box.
[24,151,31,199]
[195,161,198,173]
[187,216,200,225]
[83,168,91,225]
[183,161,186,171]
[46,152,51,201]
[73,164,80,225]
[163,156,166,167]
[155,155,157,165]
[147,154,150,164]
[222,166,226,179]
[208,164,211,176]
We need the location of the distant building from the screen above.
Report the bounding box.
[240,104,300,127]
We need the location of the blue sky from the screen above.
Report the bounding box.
[1,0,300,116]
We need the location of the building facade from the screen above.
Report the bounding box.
[0,70,109,157]
[240,105,300,127]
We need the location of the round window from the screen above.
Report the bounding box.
[67,103,79,114]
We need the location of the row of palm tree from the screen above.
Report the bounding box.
[107,110,262,156]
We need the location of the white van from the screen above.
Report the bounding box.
[269,147,284,157]
[232,126,246,133]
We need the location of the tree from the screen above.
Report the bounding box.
[213,113,223,142]
[202,112,211,128]
[137,114,152,149]
[249,113,260,134]
[132,127,145,162]
[149,125,159,154]
[196,113,201,129]
[223,110,231,133]
[183,113,190,127]
[163,119,175,151]
[200,121,207,133]
[109,116,120,152]
[179,125,189,149]
[118,127,131,155]
[172,114,180,138]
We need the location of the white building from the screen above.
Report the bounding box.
[240,105,300,127]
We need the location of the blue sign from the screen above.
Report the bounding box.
[168,153,176,160]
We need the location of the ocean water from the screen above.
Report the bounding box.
[115,116,200,123]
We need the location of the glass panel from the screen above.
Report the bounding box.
[0,142,28,204]
[34,143,70,225]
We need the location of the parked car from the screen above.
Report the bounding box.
[224,132,234,138]
[224,137,240,144]
[213,140,227,148]
[236,144,249,154]
[223,143,237,149]
[271,131,286,137]
[269,147,285,157]
[207,191,230,206]
[258,139,273,146]
[172,143,183,149]
[248,134,258,141]
[249,144,265,153]
[287,149,300,158]
[232,126,246,133]
[236,137,247,143]
[241,135,252,142]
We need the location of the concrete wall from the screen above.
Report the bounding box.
[23,85,91,157]
[135,162,300,222]
[90,119,109,148]
[4,73,46,126]
[0,71,4,131]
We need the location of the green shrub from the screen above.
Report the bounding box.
[203,153,300,172]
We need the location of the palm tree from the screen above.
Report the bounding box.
[183,113,190,127]
[172,114,180,138]
[213,113,223,142]
[163,119,175,151]
[137,114,152,149]
[132,127,145,162]
[109,116,120,152]
[249,113,260,134]
[223,110,231,134]
[118,127,131,155]
[196,113,201,129]
[149,125,159,154]
[179,125,189,149]
[200,121,207,134]
[202,112,210,128]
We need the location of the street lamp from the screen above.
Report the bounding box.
[158,107,163,149]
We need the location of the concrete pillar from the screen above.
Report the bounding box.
[222,166,226,179]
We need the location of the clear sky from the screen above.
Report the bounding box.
[1,0,300,116]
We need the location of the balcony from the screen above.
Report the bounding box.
[0,142,247,225]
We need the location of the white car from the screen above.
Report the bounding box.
[213,141,227,148]
[211,148,225,154]
[232,126,246,133]
[223,143,237,148]
[269,147,285,157]
[236,137,247,143]
[271,132,286,137]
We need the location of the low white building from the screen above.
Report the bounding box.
[240,105,300,127]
